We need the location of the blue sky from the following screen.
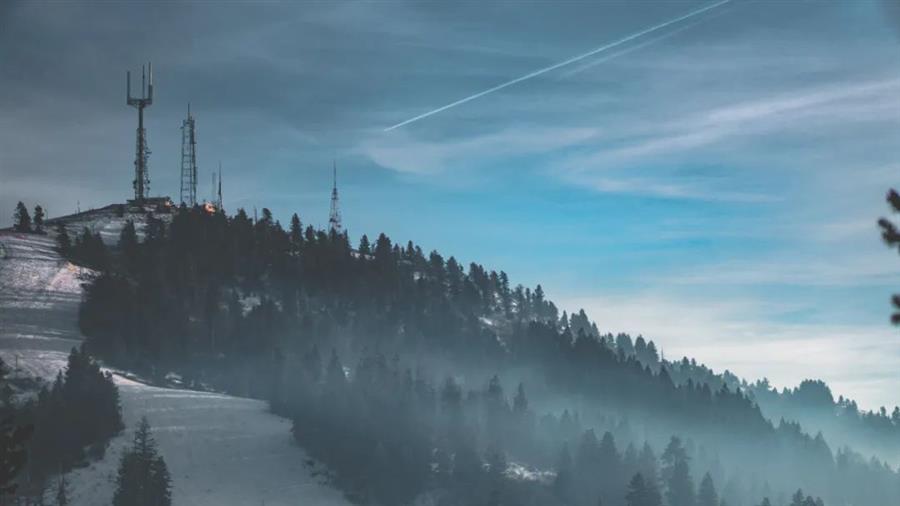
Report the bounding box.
[2,0,900,409]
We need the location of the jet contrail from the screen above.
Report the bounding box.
[384,0,733,132]
[559,12,722,79]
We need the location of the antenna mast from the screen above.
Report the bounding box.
[126,62,154,203]
[328,160,342,234]
[217,162,223,210]
[180,103,198,206]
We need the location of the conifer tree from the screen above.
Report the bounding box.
[13,201,31,232]
[638,442,659,489]
[698,473,718,506]
[119,220,139,270]
[55,223,71,254]
[0,415,32,497]
[625,472,663,506]
[112,417,171,506]
[666,459,695,506]
[33,205,45,234]
[513,382,528,414]
[358,234,370,255]
[878,188,900,324]
[289,213,303,252]
[662,438,695,506]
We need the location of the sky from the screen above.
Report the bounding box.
[2,0,900,410]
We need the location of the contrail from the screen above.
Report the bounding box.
[558,12,722,79]
[384,0,733,132]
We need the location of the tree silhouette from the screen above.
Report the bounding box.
[33,205,45,234]
[697,472,718,506]
[112,417,171,506]
[625,472,663,506]
[877,188,900,324]
[55,223,71,253]
[0,415,33,497]
[13,201,31,233]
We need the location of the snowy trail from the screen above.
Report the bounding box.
[0,232,84,378]
[67,376,348,506]
[0,231,350,506]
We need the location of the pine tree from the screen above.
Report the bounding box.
[112,417,171,506]
[119,220,139,270]
[358,234,371,255]
[513,382,528,414]
[289,213,303,253]
[13,201,31,233]
[698,473,718,506]
[878,188,900,324]
[0,414,33,496]
[665,459,695,506]
[55,223,71,253]
[625,472,663,506]
[33,205,45,234]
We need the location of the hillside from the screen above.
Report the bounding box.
[66,204,900,506]
[0,228,350,505]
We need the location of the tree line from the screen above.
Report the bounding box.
[69,203,900,505]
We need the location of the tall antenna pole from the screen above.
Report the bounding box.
[217,162,223,210]
[126,62,153,203]
[180,103,198,206]
[328,160,342,234]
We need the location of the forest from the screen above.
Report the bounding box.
[38,203,900,505]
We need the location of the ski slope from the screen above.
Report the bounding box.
[0,230,350,506]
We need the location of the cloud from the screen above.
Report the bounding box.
[659,252,900,288]
[361,126,598,175]
[549,77,900,201]
[558,291,900,411]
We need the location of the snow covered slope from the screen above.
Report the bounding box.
[0,230,350,506]
[45,203,167,245]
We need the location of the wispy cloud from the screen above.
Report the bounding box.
[360,126,598,175]
[552,77,900,200]
[559,291,900,410]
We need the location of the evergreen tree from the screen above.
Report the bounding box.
[119,220,139,269]
[625,473,663,506]
[513,382,528,414]
[698,473,718,506]
[878,188,900,324]
[32,204,44,234]
[0,414,33,496]
[112,417,171,506]
[358,234,371,255]
[665,459,695,506]
[638,442,660,489]
[13,201,31,232]
[289,213,303,252]
[55,223,71,253]
[33,204,45,234]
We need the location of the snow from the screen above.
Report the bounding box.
[45,204,172,246]
[505,462,554,484]
[65,377,348,506]
[239,294,262,316]
[0,229,351,506]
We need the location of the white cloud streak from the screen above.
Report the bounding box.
[383,0,734,131]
